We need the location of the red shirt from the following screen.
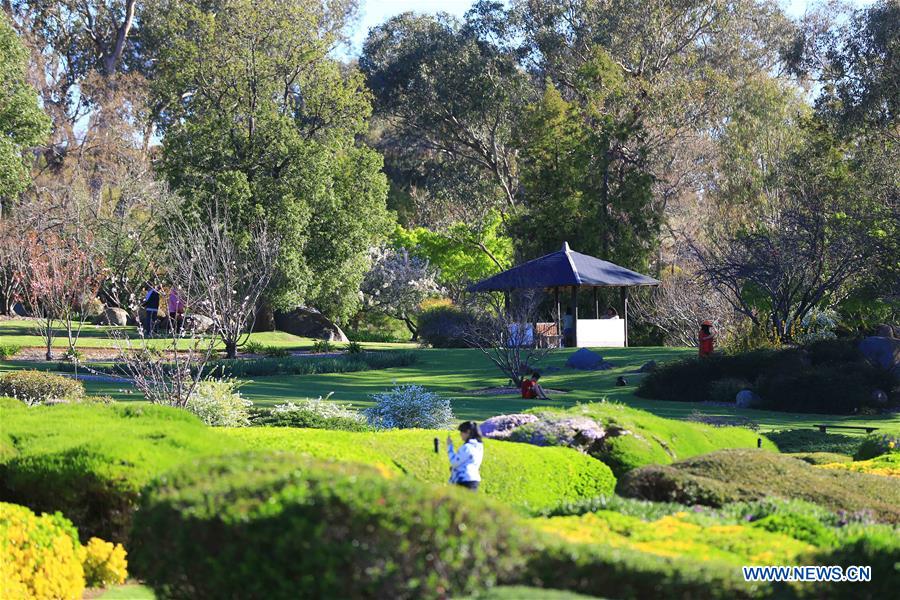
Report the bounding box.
[699,332,715,357]
[521,379,537,399]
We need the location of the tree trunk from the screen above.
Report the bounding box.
[225,341,237,360]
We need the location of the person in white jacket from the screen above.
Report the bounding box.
[447,421,484,491]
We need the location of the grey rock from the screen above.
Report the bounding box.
[872,389,889,406]
[638,360,657,373]
[94,306,129,327]
[275,307,349,343]
[875,324,895,338]
[12,302,28,317]
[735,389,763,409]
[185,314,215,334]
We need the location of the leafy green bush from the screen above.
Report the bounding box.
[310,339,334,353]
[251,396,370,432]
[797,530,900,599]
[532,401,773,476]
[766,429,862,455]
[854,433,900,460]
[0,370,85,405]
[617,449,900,523]
[539,495,685,520]
[749,513,837,547]
[346,340,364,354]
[131,452,528,599]
[417,305,472,348]
[185,379,252,427]
[0,344,20,359]
[638,342,897,414]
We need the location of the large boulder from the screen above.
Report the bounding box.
[94,306,128,327]
[859,336,900,374]
[274,307,348,342]
[565,348,614,370]
[735,389,763,409]
[184,314,214,334]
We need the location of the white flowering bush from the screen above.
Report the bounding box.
[365,384,455,429]
[270,394,361,421]
[796,308,839,345]
[186,379,252,427]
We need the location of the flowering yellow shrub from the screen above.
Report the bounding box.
[82,537,128,588]
[530,510,813,566]
[0,502,85,600]
[818,454,900,478]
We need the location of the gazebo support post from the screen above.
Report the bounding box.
[570,286,579,347]
[620,287,629,347]
[593,287,599,318]
[554,287,561,341]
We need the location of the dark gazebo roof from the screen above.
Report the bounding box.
[469,242,659,292]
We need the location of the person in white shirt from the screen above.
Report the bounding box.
[446,421,484,491]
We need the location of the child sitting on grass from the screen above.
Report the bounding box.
[521,372,549,400]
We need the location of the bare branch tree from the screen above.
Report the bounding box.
[631,264,743,347]
[463,289,554,386]
[167,206,280,359]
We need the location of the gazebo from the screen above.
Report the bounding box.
[469,242,659,347]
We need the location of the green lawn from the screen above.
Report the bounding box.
[3,342,897,433]
[0,319,411,352]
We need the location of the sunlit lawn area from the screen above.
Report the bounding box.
[0,319,410,351]
[3,334,897,433]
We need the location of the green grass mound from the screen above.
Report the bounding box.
[617,449,900,523]
[223,427,616,513]
[131,452,527,599]
[534,401,773,476]
[1,404,613,541]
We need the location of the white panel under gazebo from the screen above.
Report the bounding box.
[576,319,625,347]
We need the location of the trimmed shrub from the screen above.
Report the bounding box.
[131,452,528,599]
[749,513,837,547]
[797,530,900,599]
[767,429,862,455]
[854,433,900,460]
[789,452,852,465]
[204,350,417,377]
[251,396,370,432]
[81,537,128,588]
[365,384,455,429]
[819,453,900,478]
[539,495,686,520]
[617,449,900,523]
[417,305,472,348]
[638,343,897,414]
[513,540,774,600]
[0,344,20,359]
[0,502,85,599]
[185,379,252,427]
[0,371,85,405]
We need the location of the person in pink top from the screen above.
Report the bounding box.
[168,287,186,334]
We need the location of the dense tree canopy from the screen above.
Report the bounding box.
[0,15,49,209]
[148,0,391,319]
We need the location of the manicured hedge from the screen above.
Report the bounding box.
[0,370,85,404]
[636,342,898,414]
[222,428,616,514]
[618,449,900,523]
[1,404,615,542]
[767,429,863,455]
[131,452,527,599]
[530,401,773,476]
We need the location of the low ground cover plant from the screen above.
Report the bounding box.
[0,370,85,405]
[131,452,528,599]
[819,452,900,478]
[637,339,898,413]
[618,449,900,523]
[0,344,20,360]
[205,350,417,377]
[766,429,863,455]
